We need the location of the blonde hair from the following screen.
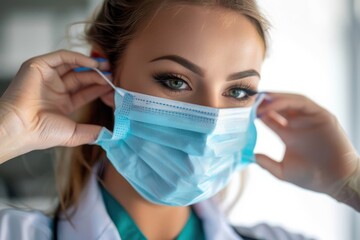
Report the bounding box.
[56,0,269,216]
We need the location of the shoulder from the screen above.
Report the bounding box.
[232,223,316,240]
[0,208,53,240]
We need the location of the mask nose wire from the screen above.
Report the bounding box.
[89,67,125,97]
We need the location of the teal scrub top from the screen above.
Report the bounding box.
[99,183,206,240]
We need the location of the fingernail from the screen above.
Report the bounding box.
[73,68,112,76]
[74,67,91,72]
[264,93,272,102]
[93,57,108,62]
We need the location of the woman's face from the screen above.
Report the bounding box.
[111,4,265,109]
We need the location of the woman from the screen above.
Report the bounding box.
[0,0,358,239]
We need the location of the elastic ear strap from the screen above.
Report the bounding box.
[90,68,125,96]
[254,92,266,109]
[251,92,266,119]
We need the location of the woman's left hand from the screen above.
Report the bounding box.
[255,92,359,197]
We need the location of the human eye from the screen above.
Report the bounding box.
[223,83,258,102]
[152,73,191,91]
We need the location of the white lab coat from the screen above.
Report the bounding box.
[0,165,313,240]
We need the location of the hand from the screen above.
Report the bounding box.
[255,93,359,196]
[0,50,113,154]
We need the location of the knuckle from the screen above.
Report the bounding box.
[294,94,313,106]
[294,93,307,100]
[20,58,45,74]
[327,112,337,124]
[21,57,38,68]
[28,60,43,70]
[55,49,69,55]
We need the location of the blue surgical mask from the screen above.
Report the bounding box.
[90,68,264,206]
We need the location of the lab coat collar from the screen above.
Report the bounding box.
[57,165,241,240]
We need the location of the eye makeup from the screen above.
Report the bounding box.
[223,82,258,101]
[152,71,258,104]
[153,72,192,91]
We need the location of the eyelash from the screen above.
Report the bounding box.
[153,72,191,90]
[152,72,258,102]
[223,83,258,101]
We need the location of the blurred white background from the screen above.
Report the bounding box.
[0,0,359,239]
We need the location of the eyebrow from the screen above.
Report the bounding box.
[149,55,261,81]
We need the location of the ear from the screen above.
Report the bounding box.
[90,46,107,59]
[90,48,115,109]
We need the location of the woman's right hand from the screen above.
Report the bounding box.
[0,50,113,163]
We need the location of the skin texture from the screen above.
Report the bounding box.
[99,4,265,240]
[0,50,112,163]
[1,3,358,240]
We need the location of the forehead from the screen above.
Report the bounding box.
[123,4,264,72]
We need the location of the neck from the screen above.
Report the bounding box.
[102,160,190,240]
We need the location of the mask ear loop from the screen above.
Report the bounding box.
[250,91,266,119]
[89,67,125,97]
[254,92,266,109]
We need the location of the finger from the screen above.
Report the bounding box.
[255,153,284,180]
[257,93,319,117]
[267,111,288,127]
[287,115,324,129]
[63,71,113,94]
[56,64,79,77]
[100,90,115,108]
[58,63,112,79]
[259,111,288,140]
[70,85,113,111]
[92,58,111,72]
[70,60,111,73]
[39,50,99,69]
[63,123,103,147]
[261,92,306,101]
[20,50,96,84]
[56,58,111,77]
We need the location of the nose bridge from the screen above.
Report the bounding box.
[195,85,221,108]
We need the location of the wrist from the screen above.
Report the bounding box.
[330,157,360,211]
[0,100,32,164]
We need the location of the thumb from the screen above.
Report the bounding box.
[64,124,103,147]
[255,153,284,180]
